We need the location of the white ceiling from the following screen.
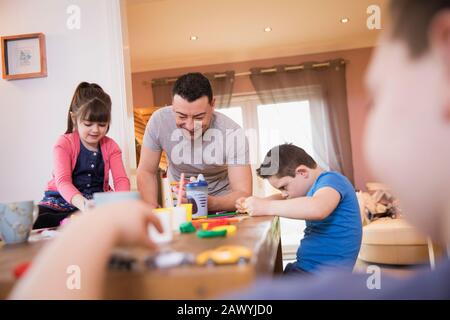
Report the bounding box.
[126,0,388,72]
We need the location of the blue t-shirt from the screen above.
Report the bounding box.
[297,171,362,273]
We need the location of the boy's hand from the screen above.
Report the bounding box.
[244,196,270,216]
[235,197,248,213]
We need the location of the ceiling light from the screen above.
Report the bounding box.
[190,35,198,41]
[340,17,349,23]
[264,27,272,32]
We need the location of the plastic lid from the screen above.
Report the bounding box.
[186,180,208,188]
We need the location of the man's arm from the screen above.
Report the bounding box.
[208,165,252,211]
[245,187,341,220]
[137,146,162,208]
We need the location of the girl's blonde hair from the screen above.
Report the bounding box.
[66,82,112,134]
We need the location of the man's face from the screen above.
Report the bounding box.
[268,167,313,199]
[172,94,215,140]
[364,35,450,241]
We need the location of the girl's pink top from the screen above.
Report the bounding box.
[46,130,130,204]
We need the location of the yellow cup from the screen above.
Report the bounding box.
[153,208,171,214]
[181,203,193,221]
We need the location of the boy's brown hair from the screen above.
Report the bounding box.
[256,143,317,179]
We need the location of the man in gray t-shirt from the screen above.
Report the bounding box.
[137,73,252,211]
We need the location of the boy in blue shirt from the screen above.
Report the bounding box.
[236,143,362,274]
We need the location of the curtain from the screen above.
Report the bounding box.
[206,71,235,108]
[151,71,235,108]
[151,78,173,107]
[249,59,354,184]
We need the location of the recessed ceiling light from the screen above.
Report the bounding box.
[190,35,198,41]
[340,17,349,23]
[264,27,272,32]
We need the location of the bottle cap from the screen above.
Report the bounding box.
[186,180,208,188]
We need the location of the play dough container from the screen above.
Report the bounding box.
[186,176,208,219]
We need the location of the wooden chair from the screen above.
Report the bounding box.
[357,183,444,268]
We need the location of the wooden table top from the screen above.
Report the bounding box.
[0,215,282,299]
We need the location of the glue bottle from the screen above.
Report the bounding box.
[185,174,208,219]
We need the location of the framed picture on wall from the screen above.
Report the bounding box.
[1,33,47,80]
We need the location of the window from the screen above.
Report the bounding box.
[217,94,320,196]
[215,106,243,128]
[257,101,314,195]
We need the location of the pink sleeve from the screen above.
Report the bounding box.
[109,141,130,191]
[53,137,81,204]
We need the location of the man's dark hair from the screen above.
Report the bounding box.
[172,73,213,104]
[390,0,450,58]
[256,143,317,179]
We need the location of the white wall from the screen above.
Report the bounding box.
[0,0,135,202]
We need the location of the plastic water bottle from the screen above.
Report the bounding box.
[186,175,208,219]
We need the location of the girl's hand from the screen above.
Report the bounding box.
[88,200,163,249]
[244,196,270,216]
[71,194,90,212]
[235,197,248,213]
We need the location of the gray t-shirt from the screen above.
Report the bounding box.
[143,106,249,196]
